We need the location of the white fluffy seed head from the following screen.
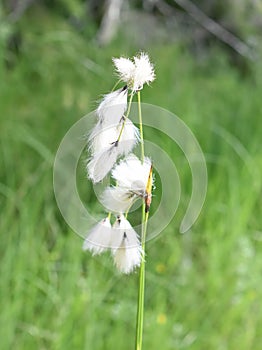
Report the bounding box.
[111,154,152,193]
[112,215,143,274]
[88,123,118,155]
[113,53,155,92]
[97,86,128,126]
[87,120,139,183]
[116,118,140,156]
[133,52,155,91]
[82,217,112,255]
[99,154,152,209]
[112,57,135,84]
[101,186,136,213]
[87,144,119,183]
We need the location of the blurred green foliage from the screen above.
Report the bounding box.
[1,3,262,350]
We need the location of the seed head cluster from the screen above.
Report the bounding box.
[83,53,155,274]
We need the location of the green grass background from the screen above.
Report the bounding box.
[1,8,262,350]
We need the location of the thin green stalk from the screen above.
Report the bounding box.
[135,206,149,350]
[117,91,134,142]
[135,90,149,350]
[137,91,144,163]
[111,79,121,92]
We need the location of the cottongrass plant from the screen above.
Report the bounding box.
[83,52,155,350]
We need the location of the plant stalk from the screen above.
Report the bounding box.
[137,91,144,163]
[135,90,149,350]
[117,90,134,142]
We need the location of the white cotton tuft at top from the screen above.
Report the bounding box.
[113,53,155,92]
[112,57,135,85]
[111,215,143,274]
[97,86,128,127]
[133,52,155,91]
[82,217,112,255]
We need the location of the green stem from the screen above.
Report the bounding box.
[137,91,144,163]
[135,90,149,350]
[117,91,134,142]
[135,205,149,350]
[111,79,121,92]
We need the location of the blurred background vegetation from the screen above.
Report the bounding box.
[1,1,262,349]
